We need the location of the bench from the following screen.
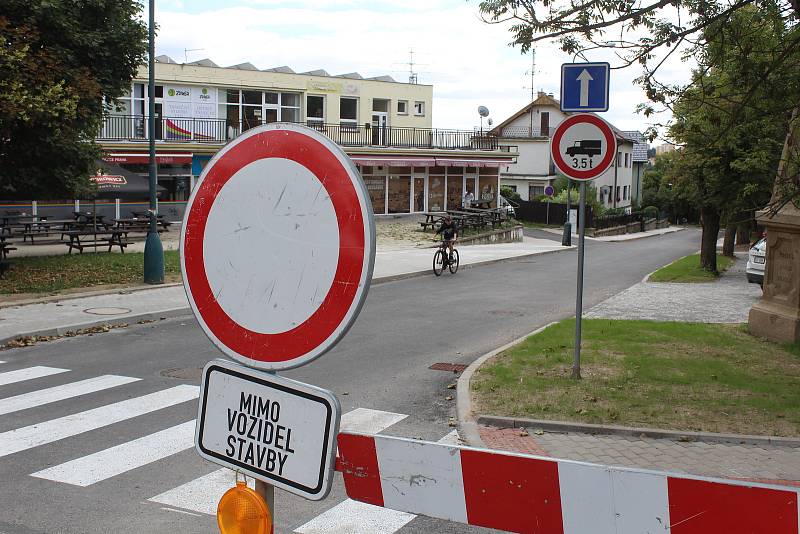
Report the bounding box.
[0,245,16,259]
[63,231,128,254]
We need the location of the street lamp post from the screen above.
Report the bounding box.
[144,0,164,284]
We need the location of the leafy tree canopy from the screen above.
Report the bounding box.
[0,0,147,199]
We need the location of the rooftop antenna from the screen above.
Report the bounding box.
[184,48,204,64]
[478,105,490,134]
[408,49,418,84]
[521,48,536,135]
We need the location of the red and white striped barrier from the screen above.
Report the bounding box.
[337,432,800,534]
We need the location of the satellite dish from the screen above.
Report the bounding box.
[478,106,490,117]
[487,118,494,126]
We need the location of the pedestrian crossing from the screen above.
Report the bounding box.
[0,363,458,533]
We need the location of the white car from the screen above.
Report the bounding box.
[746,237,766,285]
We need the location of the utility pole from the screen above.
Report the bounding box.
[144,0,164,284]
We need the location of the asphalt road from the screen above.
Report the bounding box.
[0,228,700,534]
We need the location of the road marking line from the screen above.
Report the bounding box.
[0,375,140,416]
[31,420,196,486]
[149,467,252,516]
[0,385,199,458]
[0,366,69,386]
[160,506,202,517]
[294,427,459,534]
[149,407,408,516]
[340,407,407,434]
[295,498,416,534]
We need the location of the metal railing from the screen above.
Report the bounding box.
[498,126,556,138]
[98,115,501,151]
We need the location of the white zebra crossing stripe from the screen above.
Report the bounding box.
[31,420,196,486]
[294,498,415,534]
[149,468,253,515]
[0,384,199,458]
[149,407,408,515]
[339,408,407,434]
[0,375,140,416]
[294,427,460,534]
[0,366,69,386]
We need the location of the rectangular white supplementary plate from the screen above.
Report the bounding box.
[195,359,340,500]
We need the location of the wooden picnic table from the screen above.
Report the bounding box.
[62,229,128,254]
[15,218,78,243]
[419,212,446,231]
[113,217,171,232]
[0,242,16,259]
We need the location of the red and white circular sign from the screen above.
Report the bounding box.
[550,114,617,181]
[180,123,376,370]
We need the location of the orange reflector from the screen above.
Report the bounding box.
[217,480,272,534]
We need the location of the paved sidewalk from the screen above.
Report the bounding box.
[586,251,761,323]
[542,225,685,242]
[479,425,800,484]
[0,236,567,344]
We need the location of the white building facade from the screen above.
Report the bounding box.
[491,93,639,210]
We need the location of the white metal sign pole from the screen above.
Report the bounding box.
[573,182,587,379]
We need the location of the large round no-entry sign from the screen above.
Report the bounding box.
[181,123,376,370]
[550,114,617,181]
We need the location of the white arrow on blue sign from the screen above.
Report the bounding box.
[560,63,610,112]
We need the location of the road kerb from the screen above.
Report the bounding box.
[477,415,800,448]
[456,321,561,448]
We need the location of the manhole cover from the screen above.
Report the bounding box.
[429,363,468,373]
[160,367,203,380]
[84,307,132,316]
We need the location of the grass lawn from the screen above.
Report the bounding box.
[0,250,181,294]
[472,319,800,436]
[648,253,734,282]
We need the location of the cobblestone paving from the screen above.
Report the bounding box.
[478,425,800,483]
[585,252,761,323]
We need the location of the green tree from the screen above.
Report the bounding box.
[0,0,148,199]
[477,0,800,216]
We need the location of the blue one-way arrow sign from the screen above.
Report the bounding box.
[560,63,610,112]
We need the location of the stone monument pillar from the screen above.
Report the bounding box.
[748,110,800,343]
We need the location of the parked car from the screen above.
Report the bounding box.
[746,237,766,286]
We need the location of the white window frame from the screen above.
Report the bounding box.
[306,94,325,125]
[397,100,408,115]
[339,96,359,129]
[413,101,425,116]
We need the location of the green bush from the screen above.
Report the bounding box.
[643,205,659,219]
[500,186,521,202]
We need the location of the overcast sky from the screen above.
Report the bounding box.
[153,0,692,140]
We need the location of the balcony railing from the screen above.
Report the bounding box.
[498,126,556,138]
[99,115,501,151]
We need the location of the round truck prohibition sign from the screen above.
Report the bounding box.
[180,123,376,371]
[550,113,617,181]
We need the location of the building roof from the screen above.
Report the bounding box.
[490,93,639,143]
[622,131,650,162]
[151,55,410,84]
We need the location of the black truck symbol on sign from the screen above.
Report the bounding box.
[565,140,602,157]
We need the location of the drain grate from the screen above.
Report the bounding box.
[429,363,468,373]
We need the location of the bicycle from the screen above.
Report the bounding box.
[433,239,459,276]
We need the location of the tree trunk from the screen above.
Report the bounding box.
[736,219,751,246]
[722,222,736,257]
[700,206,720,273]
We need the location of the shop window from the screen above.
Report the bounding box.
[397,100,408,115]
[280,93,300,122]
[428,175,445,212]
[340,97,358,128]
[388,176,411,214]
[414,101,425,116]
[307,95,324,125]
[446,172,463,210]
[363,176,386,214]
[243,91,261,105]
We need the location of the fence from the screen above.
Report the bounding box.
[514,200,594,227]
[592,212,644,230]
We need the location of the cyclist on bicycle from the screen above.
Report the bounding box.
[435,215,458,260]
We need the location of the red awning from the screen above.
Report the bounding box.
[434,158,509,168]
[105,153,192,165]
[349,156,437,167]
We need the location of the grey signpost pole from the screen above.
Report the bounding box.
[572,182,586,379]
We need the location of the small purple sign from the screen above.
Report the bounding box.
[544,185,555,197]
